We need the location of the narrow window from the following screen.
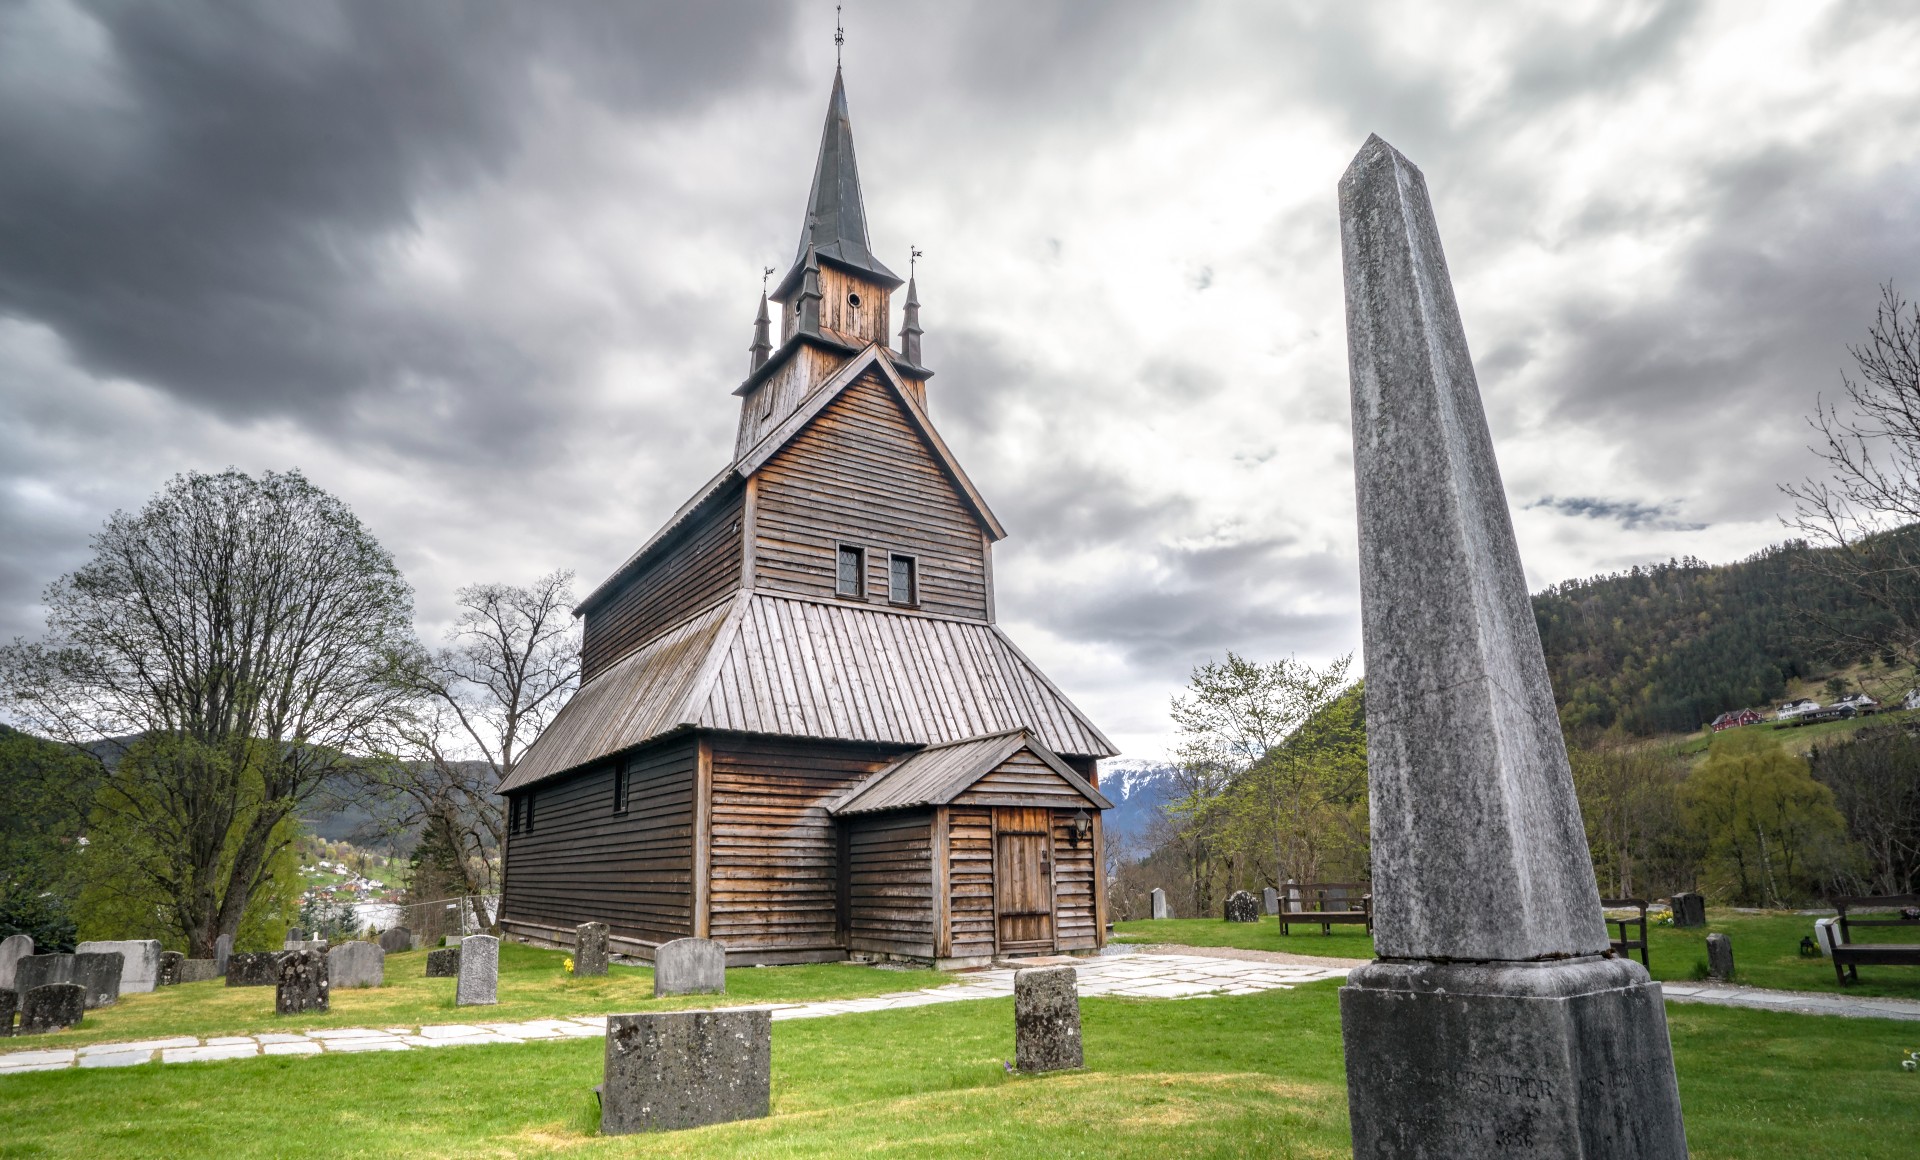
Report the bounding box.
[889,554,917,605]
[836,544,865,597]
[613,764,629,815]
[515,794,533,834]
[509,796,520,834]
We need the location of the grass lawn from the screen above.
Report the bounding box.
[1115,909,1920,999]
[16,942,943,1050]
[2,983,1914,1158]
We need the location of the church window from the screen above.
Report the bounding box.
[837,543,865,597]
[612,763,629,814]
[889,554,917,606]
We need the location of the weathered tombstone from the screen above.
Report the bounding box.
[443,935,464,947]
[599,1009,772,1135]
[576,922,611,977]
[158,950,186,987]
[178,959,220,984]
[456,934,499,1006]
[72,952,124,1009]
[14,953,74,994]
[328,941,385,989]
[1223,890,1260,923]
[1148,887,1169,920]
[0,933,31,991]
[425,948,461,978]
[19,983,85,1034]
[1263,886,1280,916]
[225,951,285,987]
[1670,892,1706,929]
[0,985,14,1036]
[1335,135,1687,1159]
[653,937,725,997]
[214,933,233,975]
[1014,966,1083,1073]
[378,927,413,955]
[285,927,304,947]
[76,939,161,994]
[276,949,329,1015]
[1706,933,1734,982]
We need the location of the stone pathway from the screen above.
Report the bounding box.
[0,953,1348,1076]
[1659,981,1920,1022]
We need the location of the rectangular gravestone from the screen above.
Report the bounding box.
[178,959,220,984]
[576,922,610,977]
[1263,887,1280,916]
[1014,966,1083,1072]
[456,934,498,1006]
[14,953,73,994]
[328,941,384,988]
[77,939,161,994]
[1149,888,1169,920]
[20,983,84,1034]
[425,947,461,977]
[1336,135,1687,1160]
[600,1009,772,1135]
[158,950,185,987]
[214,933,232,975]
[225,951,285,987]
[0,933,31,991]
[285,927,304,947]
[73,952,123,1009]
[1,986,15,1036]
[1707,933,1734,981]
[1670,892,1706,929]
[653,938,725,997]
[378,927,413,955]
[276,949,329,1015]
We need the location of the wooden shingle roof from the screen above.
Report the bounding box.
[828,729,1112,816]
[499,591,1117,793]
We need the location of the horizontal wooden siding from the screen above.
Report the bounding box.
[583,488,744,682]
[845,810,935,958]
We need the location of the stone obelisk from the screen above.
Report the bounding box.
[1337,135,1687,1158]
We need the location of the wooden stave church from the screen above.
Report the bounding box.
[496,68,1117,969]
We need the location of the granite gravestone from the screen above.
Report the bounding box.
[1014,966,1083,1073]
[1223,891,1260,923]
[0,985,14,1036]
[1263,887,1280,916]
[76,940,160,994]
[653,938,726,997]
[600,1009,772,1135]
[1706,933,1734,982]
[214,933,232,975]
[576,922,611,977]
[456,934,498,1006]
[1335,135,1687,1159]
[276,950,329,1015]
[378,928,413,955]
[73,952,124,1008]
[158,950,185,987]
[0,933,31,991]
[1670,892,1706,929]
[225,951,285,987]
[178,959,220,984]
[425,948,461,978]
[20,983,84,1034]
[14,953,73,994]
[1149,888,1169,920]
[328,942,385,989]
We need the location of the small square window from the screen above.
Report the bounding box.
[613,764,629,814]
[836,544,865,597]
[889,554,917,605]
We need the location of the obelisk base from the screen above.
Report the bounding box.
[1340,956,1687,1158]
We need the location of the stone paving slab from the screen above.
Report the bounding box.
[1659,981,1920,1021]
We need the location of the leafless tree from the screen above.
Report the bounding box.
[367,571,580,931]
[1784,283,1920,666]
[0,470,414,956]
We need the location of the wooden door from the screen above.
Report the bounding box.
[993,807,1056,953]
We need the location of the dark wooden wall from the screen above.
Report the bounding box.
[844,810,935,958]
[946,805,996,961]
[1051,811,1099,951]
[753,373,990,619]
[952,750,1092,809]
[500,736,696,945]
[581,487,744,682]
[708,734,900,960]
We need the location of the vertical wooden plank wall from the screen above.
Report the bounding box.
[693,736,713,938]
[931,805,952,960]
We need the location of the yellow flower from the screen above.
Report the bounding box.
[563,955,575,974]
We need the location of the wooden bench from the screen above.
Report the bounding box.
[1278,883,1372,936]
[1831,894,1920,985]
[1600,897,1649,968]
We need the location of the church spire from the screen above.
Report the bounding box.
[772,67,900,301]
[897,257,923,367]
[749,287,772,373]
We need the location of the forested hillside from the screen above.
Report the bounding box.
[1532,542,1891,735]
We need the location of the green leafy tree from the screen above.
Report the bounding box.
[1219,679,1367,889]
[1683,730,1852,907]
[1566,737,1694,900]
[0,726,100,950]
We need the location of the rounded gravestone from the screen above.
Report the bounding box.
[20,983,85,1034]
[455,935,499,1006]
[653,938,726,997]
[328,941,384,989]
[575,922,610,977]
[425,948,461,978]
[0,932,32,991]
[1223,890,1260,923]
[276,949,329,1015]
[378,928,412,955]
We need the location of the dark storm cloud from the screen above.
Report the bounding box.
[0,0,794,435]
[1528,495,1705,532]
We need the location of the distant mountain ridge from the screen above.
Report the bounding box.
[1098,759,1181,844]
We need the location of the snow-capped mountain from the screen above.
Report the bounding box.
[1096,758,1182,844]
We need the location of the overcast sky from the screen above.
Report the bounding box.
[4,1,1918,761]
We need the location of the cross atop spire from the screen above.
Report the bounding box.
[771,67,901,301]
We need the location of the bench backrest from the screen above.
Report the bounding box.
[1280,883,1372,914]
[1834,894,1920,940]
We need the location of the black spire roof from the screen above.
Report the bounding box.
[772,68,901,300]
